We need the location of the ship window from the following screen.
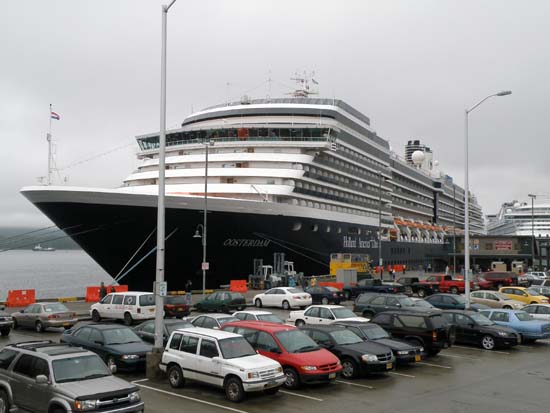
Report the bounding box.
[292,222,302,231]
[326,226,331,232]
[348,227,360,234]
[311,224,318,232]
[337,227,342,233]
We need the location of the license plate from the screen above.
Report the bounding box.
[328,372,336,379]
[149,308,154,312]
[415,355,421,362]
[386,363,393,370]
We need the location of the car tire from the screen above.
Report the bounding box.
[225,377,246,403]
[123,312,133,326]
[530,301,538,305]
[52,409,66,413]
[450,287,459,295]
[502,305,512,309]
[341,358,359,379]
[263,386,280,395]
[283,367,300,389]
[321,297,329,305]
[255,299,262,308]
[295,319,305,327]
[362,310,374,318]
[168,364,185,388]
[12,319,17,330]
[481,335,496,350]
[35,321,44,333]
[282,300,291,310]
[0,328,10,337]
[417,289,426,298]
[91,310,101,322]
[236,306,245,311]
[0,389,10,413]
[106,356,117,370]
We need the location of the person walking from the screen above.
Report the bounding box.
[185,280,193,305]
[99,282,107,301]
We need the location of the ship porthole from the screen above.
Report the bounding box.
[292,222,302,231]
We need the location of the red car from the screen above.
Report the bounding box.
[164,295,191,318]
[222,321,342,389]
[455,274,492,290]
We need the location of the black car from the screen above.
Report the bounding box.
[334,321,424,364]
[396,277,440,297]
[370,310,456,355]
[195,291,246,312]
[353,294,433,318]
[343,278,405,300]
[441,310,519,350]
[133,319,194,345]
[0,306,13,337]
[425,294,488,311]
[299,325,395,379]
[60,324,152,371]
[305,286,346,305]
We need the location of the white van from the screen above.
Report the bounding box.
[90,291,156,325]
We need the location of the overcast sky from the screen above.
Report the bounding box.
[1,0,549,228]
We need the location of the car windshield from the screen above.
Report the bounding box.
[103,328,142,344]
[44,303,69,313]
[469,312,494,326]
[287,288,302,294]
[166,322,194,334]
[275,330,320,353]
[257,314,284,323]
[332,308,357,319]
[514,312,532,321]
[53,355,110,383]
[218,337,256,359]
[413,300,434,308]
[329,329,363,345]
[527,289,542,296]
[218,317,239,326]
[361,325,390,339]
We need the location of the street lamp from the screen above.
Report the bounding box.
[464,90,511,308]
[528,194,536,270]
[378,171,390,278]
[197,139,214,300]
[193,223,207,300]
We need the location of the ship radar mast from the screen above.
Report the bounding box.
[288,71,319,98]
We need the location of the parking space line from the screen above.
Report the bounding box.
[335,380,374,389]
[451,345,510,355]
[133,382,250,413]
[417,362,452,369]
[279,390,323,401]
[131,378,149,384]
[388,371,415,378]
[438,353,479,361]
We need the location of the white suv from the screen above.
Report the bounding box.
[160,327,285,402]
[90,292,156,325]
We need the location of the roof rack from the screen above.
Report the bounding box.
[10,340,72,351]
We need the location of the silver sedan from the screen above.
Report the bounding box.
[12,302,78,332]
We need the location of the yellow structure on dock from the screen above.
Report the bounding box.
[329,253,372,276]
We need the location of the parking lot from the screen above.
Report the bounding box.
[2,301,550,413]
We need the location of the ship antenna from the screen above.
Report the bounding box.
[288,70,319,98]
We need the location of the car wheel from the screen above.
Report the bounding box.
[0,328,10,337]
[255,299,262,308]
[106,356,117,370]
[236,306,245,311]
[295,319,305,327]
[123,312,133,326]
[91,310,101,322]
[341,358,359,379]
[263,386,280,395]
[362,310,374,318]
[282,300,291,310]
[168,364,185,388]
[225,377,245,403]
[0,389,10,413]
[321,297,329,305]
[502,305,512,309]
[35,321,44,333]
[52,409,66,413]
[283,367,300,389]
[417,289,426,298]
[481,335,496,350]
[450,287,459,295]
[11,319,17,330]
[530,301,538,305]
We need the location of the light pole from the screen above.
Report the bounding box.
[464,90,511,309]
[452,184,456,277]
[528,194,536,270]
[377,171,389,278]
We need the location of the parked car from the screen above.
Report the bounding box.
[0,341,144,413]
[498,287,549,305]
[160,327,286,402]
[222,321,342,389]
[420,274,476,294]
[253,287,312,310]
[354,294,432,318]
[287,305,369,326]
[481,272,522,289]
[455,274,493,290]
[370,310,456,355]
[195,291,246,313]
[525,271,549,279]
[343,278,405,300]
[60,324,152,371]
[469,290,524,309]
[530,279,550,287]
[90,291,156,325]
[233,310,285,324]
[441,310,519,350]
[164,295,191,317]
[425,294,488,311]
[299,325,395,378]
[524,273,546,285]
[334,321,424,365]
[191,314,239,329]
[396,277,439,297]
[522,304,550,321]
[526,285,550,299]
[133,318,194,345]
[479,309,550,342]
[305,286,346,305]
[0,307,13,336]
[12,303,78,333]
[410,297,437,309]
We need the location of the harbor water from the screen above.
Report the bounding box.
[0,250,114,300]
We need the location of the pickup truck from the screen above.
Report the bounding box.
[343,278,405,300]
[396,277,439,298]
[420,274,476,295]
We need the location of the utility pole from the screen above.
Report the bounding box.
[528,194,536,270]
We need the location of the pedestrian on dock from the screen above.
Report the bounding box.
[110,286,116,293]
[99,282,107,300]
[185,280,193,305]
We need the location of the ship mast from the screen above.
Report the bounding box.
[289,71,319,98]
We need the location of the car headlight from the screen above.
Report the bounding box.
[128,391,141,403]
[75,399,97,411]
[419,347,424,352]
[121,354,140,360]
[247,371,260,379]
[397,350,410,356]
[497,331,508,336]
[361,354,378,362]
[300,365,318,371]
[277,366,283,373]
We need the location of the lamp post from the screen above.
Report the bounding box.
[377,171,390,278]
[464,90,511,309]
[452,184,456,277]
[528,194,536,270]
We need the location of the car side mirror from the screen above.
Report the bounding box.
[212,356,221,363]
[395,303,402,308]
[109,364,117,374]
[35,375,49,385]
[328,315,335,320]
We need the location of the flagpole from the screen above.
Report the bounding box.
[47,104,52,186]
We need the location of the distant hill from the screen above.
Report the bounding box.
[0,227,81,250]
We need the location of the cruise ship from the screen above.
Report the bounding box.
[487,200,550,237]
[21,81,485,290]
